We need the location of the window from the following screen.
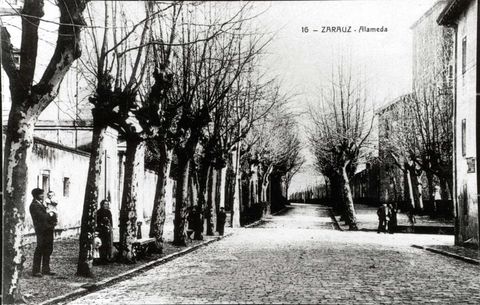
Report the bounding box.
[461,36,467,75]
[461,119,466,157]
[63,177,70,197]
[42,173,50,193]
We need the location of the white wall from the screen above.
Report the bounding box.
[454,0,478,246]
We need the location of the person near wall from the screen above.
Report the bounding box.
[216,207,227,236]
[96,199,113,264]
[30,188,57,277]
[376,203,389,234]
[387,203,397,234]
[192,206,204,240]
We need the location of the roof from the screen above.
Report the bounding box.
[375,94,412,115]
[437,0,474,26]
[411,0,449,30]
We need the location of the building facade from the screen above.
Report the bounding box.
[438,0,479,248]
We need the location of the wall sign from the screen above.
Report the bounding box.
[466,157,476,173]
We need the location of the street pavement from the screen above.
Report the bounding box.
[66,203,480,304]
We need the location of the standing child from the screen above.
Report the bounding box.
[45,191,58,228]
[93,232,102,265]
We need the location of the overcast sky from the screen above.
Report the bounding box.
[254,0,438,193]
[1,0,440,194]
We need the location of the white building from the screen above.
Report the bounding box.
[438,0,479,249]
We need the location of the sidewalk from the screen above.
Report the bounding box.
[412,244,480,265]
[21,225,233,305]
[332,203,454,234]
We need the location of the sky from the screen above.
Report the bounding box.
[1,0,440,194]
[249,0,438,194]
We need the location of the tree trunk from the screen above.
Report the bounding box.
[197,161,209,230]
[340,164,358,230]
[410,171,424,210]
[219,166,227,209]
[426,171,435,202]
[3,108,36,303]
[118,138,144,263]
[252,165,259,205]
[231,144,241,227]
[149,140,172,253]
[173,154,191,246]
[406,168,416,210]
[77,123,107,277]
[2,0,87,298]
[261,166,273,216]
[206,167,216,235]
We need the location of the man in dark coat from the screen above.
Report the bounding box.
[216,207,227,236]
[29,188,56,277]
[192,206,204,240]
[387,203,397,234]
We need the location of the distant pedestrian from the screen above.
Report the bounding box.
[433,184,441,214]
[96,199,113,264]
[387,203,397,234]
[193,206,204,240]
[406,203,416,225]
[30,188,57,277]
[217,207,227,236]
[377,203,389,234]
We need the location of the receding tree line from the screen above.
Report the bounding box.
[1,1,303,302]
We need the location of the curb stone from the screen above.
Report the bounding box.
[38,233,233,305]
[411,244,480,265]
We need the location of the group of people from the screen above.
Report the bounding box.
[29,188,114,277]
[376,203,398,234]
[29,187,228,276]
[186,206,227,240]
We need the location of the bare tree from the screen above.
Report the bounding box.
[142,2,183,253]
[380,28,454,214]
[77,0,153,275]
[1,0,88,301]
[408,23,454,202]
[378,95,425,212]
[243,98,303,215]
[166,2,268,245]
[307,63,374,230]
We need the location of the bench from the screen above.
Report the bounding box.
[113,237,156,259]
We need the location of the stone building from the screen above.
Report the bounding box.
[438,0,479,248]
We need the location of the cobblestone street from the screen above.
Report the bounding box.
[66,203,480,304]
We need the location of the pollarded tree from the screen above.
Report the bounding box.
[1,0,88,301]
[243,101,304,215]
[408,22,454,201]
[378,95,425,211]
[77,0,155,275]
[168,2,268,245]
[195,63,277,232]
[307,63,374,230]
